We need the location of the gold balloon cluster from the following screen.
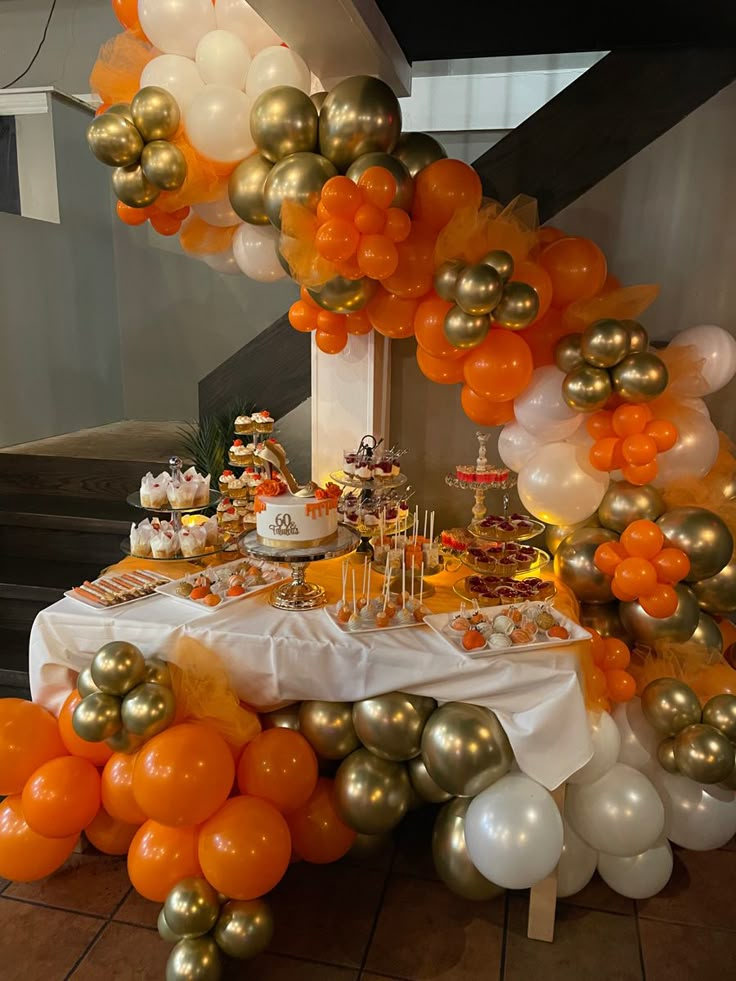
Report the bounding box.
[642,679,736,786]
[436,250,539,350]
[555,319,668,412]
[87,87,187,208]
[161,877,273,979]
[73,642,175,751]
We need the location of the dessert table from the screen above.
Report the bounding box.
[29,558,593,791]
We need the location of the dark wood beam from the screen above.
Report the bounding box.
[473,49,736,222]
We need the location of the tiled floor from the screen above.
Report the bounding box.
[1,808,734,981]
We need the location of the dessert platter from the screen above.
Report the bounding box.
[155,557,289,613]
[445,431,517,524]
[66,569,171,611]
[453,573,556,606]
[325,556,431,634]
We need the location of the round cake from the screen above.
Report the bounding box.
[255,492,338,548]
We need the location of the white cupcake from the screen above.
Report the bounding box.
[140,472,170,509]
[130,519,153,557]
[151,530,179,559]
[180,525,207,557]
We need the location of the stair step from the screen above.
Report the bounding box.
[0,494,135,532]
[0,627,30,675]
[0,453,166,501]
[0,558,103,593]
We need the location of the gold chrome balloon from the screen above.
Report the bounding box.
[621,319,649,353]
[87,113,143,167]
[432,797,504,901]
[228,154,273,225]
[657,737,679,774]
[298,701,360,759]
[580,319,631,368]
[107,102,135,125]
[598,480,665,533]
[674,723,735,784]
[545,516,600,556]
[121,682,176,739]
[250,85,319,163]
[407,756,452,804]
[319,75,402,171]
[166,937,221,981]
[91,641,146,696]
[434,259,465,302]
[641,677,702,735]
[77,667,100,699]
[144,657,173,688]
[306,275,376,314]
[492,282,539,330]
[72,692,123,742]
[346,831,394,861]
[164,878,220,939]
[263,151,337,228]
[579,602,630,641]
[261,704,301,730]
[554,334,585,373]
[334,748,412,833]
[346,152,414,211]
[420,702,513,797]
[691,554,736,615]
[112,164,160,208]
[454,263,503,316]
[656,507,734,582]
[702,694,736,742]
[131,85,180,142]
[443,305,489,349]
[310,91,328,112]
[620,584,701,647]
[554,527,618,604]
[352,692,436,762]
[689,612,724,653]
[214,900,274,960]
[105,727,145,754]
[393,131,447,177]
[611,352,668,402]
[562,365,612,412]
[158,908,181,944]
[141,140,187,190]
[480,250,514,282]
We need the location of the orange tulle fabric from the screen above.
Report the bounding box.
[89,31,154,106]
[434,196,538,267]
[561,285,660,332]
[659,432,736,541]
[179,216,238,256]
[158,138,235,214]
[280,201,336,287]
[631,641,736,705]
[654,343,708,403]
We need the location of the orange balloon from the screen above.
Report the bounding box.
[345,310,373,335]
[611,439,627,471]
[0,698,66,796]
[586,629,607,667]
[651,547,691,585]
[102,752,147,826]
[416,348,466,385]
[611,578,639,603]
[460,386,515,427]
[316,200,331,223]
[517,308,570,366]
[539,237,607,306]
[171,206,190,221]
[612,404,652,437]
[601,638,631,671]
[601,273,622,293]
[412,159,482,230]
[128,820,202,901]
[621,433,657,466]
[0,796,77,882]
[320,176,362,219]
[614,557,658,598]
[289,300,318,333]
[84,806,140,856]
[315,218,360,262]
[366,288,418,339]
[237,729,318,814]
[381,222,436,299]
[133,723,235,828]
[150,212,181,236]
[594,541,627,575]
[463,330,533,402]
[287,778,356,864]
[358,167,397,210]
[639,584,679,618]
[620,520,664,560]
[645,419,678,452]
[316,309,347,334]
[606,670,636,702]
[22,756,100,839]
[621,460,658,486]
[353,203,385,234]
[112,0,144,33]
[179,216,236,256]
[384,208,411,243]
[586,410,615,440]
[357,234,399,279]
[334,254,363,280]
[58,691,113,767]
[588,667,608,698]
[116,200,149,226]
[537,226,566,248]
[589,437,620,472]
[414,293,463,359]
[315,329,348,354]
[512,261,553,321]
[198,796,291,900]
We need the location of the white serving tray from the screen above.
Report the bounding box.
[324,602,429,635]
[155,558,289,614]
[65,570,172,612]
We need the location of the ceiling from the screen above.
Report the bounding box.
[375,1,736,62]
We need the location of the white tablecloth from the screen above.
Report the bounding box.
[29,591,592,790]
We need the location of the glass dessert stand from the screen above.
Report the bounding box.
[239,524,359,610]
[330,470,409,561]
[445,432,517,524]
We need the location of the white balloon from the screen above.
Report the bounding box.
[518,442,609,525]
[139,0,216,58]
[569,711,621,785]
[597,836,673,899]
[246,45,311,98]
[185,86,255,163]
[612,698,659,771]
[566,763,664,857]
[195,30,251,90]
[232,224,286,282]
[464,773,563,890]
[653,402,720,487]
[668,325,736,397]
[498,421,544,473]
[215,0,281,54]
[193,187,243,227]
[557,821,597,898]
[647,767,736,850]
[513,366,583,442]
[680,396,709,416]
[139,54,205,113]
[202,247,240,274]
